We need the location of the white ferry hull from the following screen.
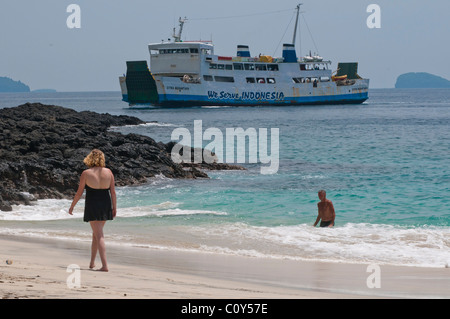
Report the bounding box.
[152,76,369,107]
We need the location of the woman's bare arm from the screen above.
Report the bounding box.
[109,171,117,218]
[68,171,87,215]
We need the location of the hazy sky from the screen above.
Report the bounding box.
[1,0,449,91]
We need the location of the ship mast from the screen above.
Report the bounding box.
[173,17,187,42]
[292,3,302,45]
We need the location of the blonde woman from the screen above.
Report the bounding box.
[69,149,117,272]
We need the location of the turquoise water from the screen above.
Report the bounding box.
[1,89,449,267]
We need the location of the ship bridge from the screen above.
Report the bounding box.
[148,42,213,76]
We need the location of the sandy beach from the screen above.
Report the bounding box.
[1,235,448,300]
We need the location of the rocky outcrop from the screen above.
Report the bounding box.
[0,103,243,211]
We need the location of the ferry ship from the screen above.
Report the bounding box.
[119,6,369,107]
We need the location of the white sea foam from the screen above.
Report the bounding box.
[1,199,448,268]
[187,222,450,268]
[1,221,448,268]
[109,122,176,130]
[0,227,92,242]
[0,199,82,221]
[118,204,227,218]
[0,199,227,221]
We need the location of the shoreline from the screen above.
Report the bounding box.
[1,235,449,299]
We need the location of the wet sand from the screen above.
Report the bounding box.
[1,236,449,300]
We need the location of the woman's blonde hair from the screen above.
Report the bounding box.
[83,149,106,168]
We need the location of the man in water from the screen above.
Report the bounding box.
[313,190,335,227]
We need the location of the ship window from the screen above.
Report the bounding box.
[209,64,217,69]
[233,63,243,70]
[246,77,255,83]
[225,64,233,70]
[217,64,225,70]
[255,64,267,71]
[190,48,199,53]
[256,78,266,83]
[267,78,276,84]
[215,76,235,83]
[203,75,213,81]
[267,64,279,71]
[244,63,255,71]
[293,78,302,83]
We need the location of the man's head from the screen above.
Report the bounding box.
[318,189,326,201]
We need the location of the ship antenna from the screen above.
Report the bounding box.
[173,17,187,42]
[292,3,302,45]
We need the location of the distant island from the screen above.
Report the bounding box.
[395,72,450,88]
[0,76,30,92]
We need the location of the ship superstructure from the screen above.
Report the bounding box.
[119,7,369,107]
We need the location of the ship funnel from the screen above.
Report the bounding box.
[282,44,297,63]
[237,45,251,57]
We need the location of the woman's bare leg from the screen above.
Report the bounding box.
[89,221,108,271]
[89,233,97,269]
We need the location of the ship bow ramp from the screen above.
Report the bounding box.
[124,61,159,105]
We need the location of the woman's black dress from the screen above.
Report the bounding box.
[83,185,113,222]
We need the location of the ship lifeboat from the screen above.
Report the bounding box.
[332,75,347,81]
[259,55,273,63]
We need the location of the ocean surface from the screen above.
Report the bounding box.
[0,89,449,268]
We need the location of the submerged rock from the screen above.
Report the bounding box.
[0,103,243,210]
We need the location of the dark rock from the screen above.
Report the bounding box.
[0,103,244,211]
[0,202,12,212]
[165,141,246,171]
